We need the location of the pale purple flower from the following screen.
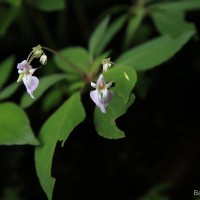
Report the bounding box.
[90,74,114,113]
[17,60,39,99]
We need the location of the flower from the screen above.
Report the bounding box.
[40,54,47,65]
[90,74,114,113]
[17,60,39,99]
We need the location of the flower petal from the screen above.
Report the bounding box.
[90,90,106,113]
[97,74,105,85]
[17,60,29,70]
[23,75,39,99]
[106,81,112,88]
[102,89,114,106]
[91,82,97,88]
[18,69,24,74]
[29,68,38,75]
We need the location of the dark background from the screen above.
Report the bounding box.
[0,0,200,199]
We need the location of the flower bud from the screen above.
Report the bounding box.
[32,45,43,58]
[103,63,111,72]
[101,57,113,72]
[40,54,47,65]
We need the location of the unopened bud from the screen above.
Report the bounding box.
[40,54,47,65]
[101,57,113,72]
[32,45,43,58]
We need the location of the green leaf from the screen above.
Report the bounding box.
[20,74,67,109]
[41,87,63,112]
[31,0,65,11]
[150,0,200,12]
[117,30,194,71]
[123,8,145,48]
[0,102,39,145]
[104,66,137,103]
[0,7,18,36]
[88,16,110,58]
[35,93,85,200]
[94,15,127,56]
[93,66,136,139]
[94,94,135,139]
[0,55,15,88]
[66,81,84,95]
[0,82,20,101]
[151,9,196,36]
[54,47,89,78]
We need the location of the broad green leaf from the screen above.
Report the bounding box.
[35,93,85,200]
[20,74,67,109]
[0,55,15,88]
[124,8,145,48]
[117,30,194,71]
[151,10,195,36]
[131,23,153,45]
[54,47,89,77]
[104,66,137,103]
[66,81,84,95]
[94,94,135,139]
[95,15,127,56]
[41,87,63,112]
[31,0,65,11]
[150,0,200,12]
[0,102,39,145]
[0,82,20,101]
[0,7,18,36]
[88,16,110,58]
[93,66,136,139]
